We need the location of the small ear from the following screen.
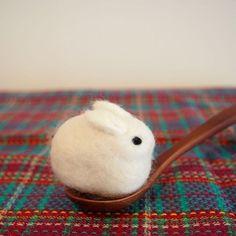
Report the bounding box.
[92,100,132,118]
[85,109,127,135]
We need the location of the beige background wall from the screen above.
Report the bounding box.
[0,0,235,91]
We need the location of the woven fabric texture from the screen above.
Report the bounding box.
[0,89,236,235]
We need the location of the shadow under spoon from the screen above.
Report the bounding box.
[65,104,236,212]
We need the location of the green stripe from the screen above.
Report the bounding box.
[102,216,113,236]
[62,216,74,235]
[196,147,230,211]
[153,183,166,235]
[218,145,235,160]
[154,96,172,149]
[131,214,139,236]
[0,196,6,205]
[176,181,189,212]
[154,183,163,214]
[4,183,16,195]
[196,146,234,233]
[171,98,192,236]
[37,185,55,210]
[15,185,35,210]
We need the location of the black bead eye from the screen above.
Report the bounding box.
[132,136,142,145]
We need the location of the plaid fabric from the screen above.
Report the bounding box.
[0,89,236,235]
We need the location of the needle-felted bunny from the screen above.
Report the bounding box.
[50,100,155,197]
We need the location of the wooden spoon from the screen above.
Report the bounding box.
[65,104,236,212]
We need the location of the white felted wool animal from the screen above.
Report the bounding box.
[50,100,155,197]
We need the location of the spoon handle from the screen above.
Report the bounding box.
[148,104,236,186]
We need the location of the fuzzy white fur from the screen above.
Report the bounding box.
[50,100,155,197]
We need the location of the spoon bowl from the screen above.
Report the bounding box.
[65,104,236,211]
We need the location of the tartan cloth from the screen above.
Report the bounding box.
[0,89,236,235]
